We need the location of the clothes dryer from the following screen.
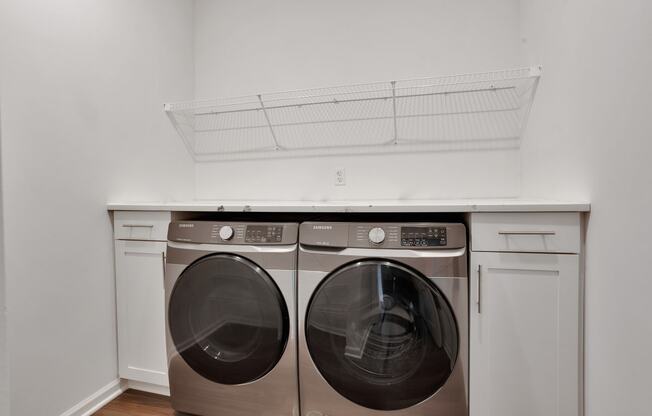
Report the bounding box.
[165,221,299,416]
[298,222,468,416]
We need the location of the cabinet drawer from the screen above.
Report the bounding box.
[114,211,171,241]
[471,212,581,254]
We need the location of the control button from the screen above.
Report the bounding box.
[368,227,386,244]
[219,226,234,241]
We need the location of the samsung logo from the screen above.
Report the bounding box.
[178,223,194,228]
[313,225,333,230]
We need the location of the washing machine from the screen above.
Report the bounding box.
[165,221,299,416]
[298,222,468,416]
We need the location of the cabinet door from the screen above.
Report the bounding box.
[115,240,168,386]
[470,252,580,416]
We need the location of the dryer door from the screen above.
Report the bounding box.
[305,259,459,411]
[168,253,289,385]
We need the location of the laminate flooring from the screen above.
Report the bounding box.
[94,389,175,416]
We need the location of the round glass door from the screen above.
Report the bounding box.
[169,253,289,385]
[305,260,458,410]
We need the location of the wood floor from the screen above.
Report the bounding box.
[94,390,175,416]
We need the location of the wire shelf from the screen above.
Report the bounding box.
[164,66,541,161]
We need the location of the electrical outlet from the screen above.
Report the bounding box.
[335,167,346,186]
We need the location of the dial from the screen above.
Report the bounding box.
[219,225,234,241]
[368,227,386,244]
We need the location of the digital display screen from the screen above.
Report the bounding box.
[245,225,283,243]
[401,226,447,247]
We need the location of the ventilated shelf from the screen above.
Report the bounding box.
[164,66,541,161]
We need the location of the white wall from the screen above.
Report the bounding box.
[0,103,8,415]
[0,1,195,414]
[193,0,524,201]
[520,1,652,415]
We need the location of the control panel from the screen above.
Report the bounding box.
[245,225,284,243]
[400,226,447,247]
[299,222,466,249]
[169,222,297,245]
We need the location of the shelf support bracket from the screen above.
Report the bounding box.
[258,95,281,150]
[391,81,398,145]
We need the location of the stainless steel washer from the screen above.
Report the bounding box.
[165,221,299,416]
[298,222,468,416]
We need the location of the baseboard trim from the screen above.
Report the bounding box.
[60,379,125,416]
[126,379,170,396]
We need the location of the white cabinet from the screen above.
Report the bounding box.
[469,212,582,416]
[114,211,171,389]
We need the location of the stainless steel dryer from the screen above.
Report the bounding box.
[298,222,468,416]
[165,221,299,416]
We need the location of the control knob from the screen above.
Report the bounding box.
[219,225,234,241]
[368,227,386,244]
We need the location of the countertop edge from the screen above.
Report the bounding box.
[107,200,591,213]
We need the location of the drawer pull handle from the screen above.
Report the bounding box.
[122,224,155,228]
[498,230,556,236]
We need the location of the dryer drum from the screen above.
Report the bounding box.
[305,260,459,411]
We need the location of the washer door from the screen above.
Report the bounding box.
[305,260,459,411]
[169,253,289,385]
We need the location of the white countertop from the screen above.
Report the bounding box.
[107,199,590,213]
